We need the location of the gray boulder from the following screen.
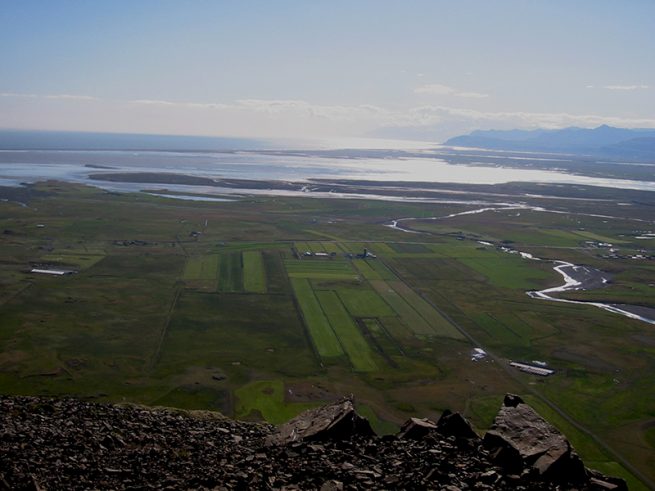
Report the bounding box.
[483,394,586,484]
[398,417,438,440]
[267,398,374,445]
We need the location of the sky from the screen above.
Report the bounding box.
[1,0,654,143]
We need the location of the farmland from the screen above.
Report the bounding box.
[0,181,654,488]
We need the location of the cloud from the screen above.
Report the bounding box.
[603,84,649,91]
[129,97,387,121]
[587,84,650,91]
[44,94,98,101]
[414,84,488,98]
[3,91,655,140]
[1,92,98,101]
[453,91,489,99]
[129,98,229,109]
[234,99,386,121]
[1,92,39,98]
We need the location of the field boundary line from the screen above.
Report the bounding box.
[148,286,182,372]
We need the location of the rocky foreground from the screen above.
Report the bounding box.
[0,394,626,490]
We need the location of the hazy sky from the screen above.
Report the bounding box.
[1,0,654,142]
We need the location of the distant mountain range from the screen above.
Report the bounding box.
[444,125,655,160]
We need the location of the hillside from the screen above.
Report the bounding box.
[0,395,627,490]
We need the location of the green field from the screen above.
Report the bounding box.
[183,254,219,280]
[218,252,243,292]
[235,380,317,424]
[337,288,395,317]
[370,280,434,336]
[242,251,267,293]
[290,278,344,359]
[388,280,463,339]
[1,181,654,487]
[315,290,378,372]
[285,259,359,280]
[40,251,105,270]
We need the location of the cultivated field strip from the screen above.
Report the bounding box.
[314,290,378,372]
[218,252,243,292]
[369,280,434,336]
[388,281,463,339]
[242,251,267,293]
[290,278,344,358]
[183,254,220,290]
[285,259,359,281]
[337,289,395,318]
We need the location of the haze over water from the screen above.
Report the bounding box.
[1,148,655,194]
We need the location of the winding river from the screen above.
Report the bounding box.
[386,208,655,326]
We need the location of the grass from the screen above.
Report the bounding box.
[183,254,219,280]
[2,183,655,487]
[234,379,317,424]
[356,403,399,435]
[352,259,383,280]
[315,290,378,372]
[458,254,552,290]
[337,288,395,317]
[521,395,647,491]
[370,280,433,336]
[243,251,267,293]
[285,259,359,281]
[218,252,243,292]
[388,281,463,339]
[290,278,344,359]
[153,385,230,413]
[40,252,105,270]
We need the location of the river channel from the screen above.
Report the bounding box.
[387,210,655,326]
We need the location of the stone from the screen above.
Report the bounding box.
[483,394,586,484]
[587,469,628,491]
[267,398,374,445]
[398,417,438,440]
[503,394,524,407]
[436,410,479,440]
[320,480,343,491]
[0,394,628,490]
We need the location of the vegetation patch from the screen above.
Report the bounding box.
[234,379,317,424]
[218,252,243,292]
[369,280,433,336]
[242,251,267,293]
[183,254,219,280]
[315,290,378,372]
[290,278,344,359]
[337,288,395,318]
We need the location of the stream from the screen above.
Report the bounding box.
[386,207,655,325]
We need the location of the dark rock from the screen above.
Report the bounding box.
[267,397,374,445]
[483,394,587,484]
[0,395,630,490]
[320,480,343,491]
[503,394,524,407]
[398,417,438,440]
[485,436,524,474]
[587,469,628,491]
[436,410,479,440]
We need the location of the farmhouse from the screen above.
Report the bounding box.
[509,361,554,377]
[30,268,74,276]
[355,248,377,259]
